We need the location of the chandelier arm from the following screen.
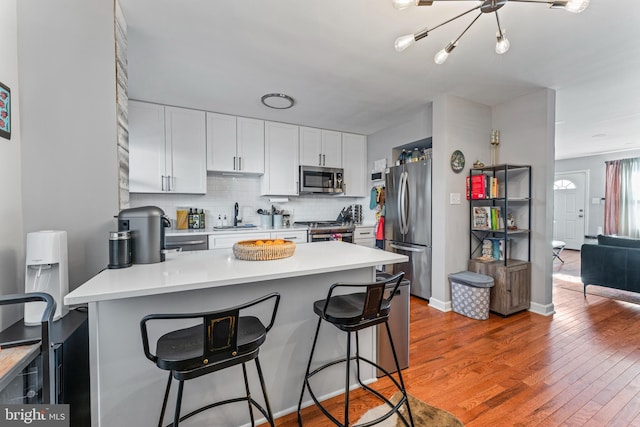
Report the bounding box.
[495,10,504,36]
[450,11,483,46]
[429,4,482,32]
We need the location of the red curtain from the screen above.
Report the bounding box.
[604,160,621,235]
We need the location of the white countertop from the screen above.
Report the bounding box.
[65,241,406,305]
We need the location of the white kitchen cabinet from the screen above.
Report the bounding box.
[354,225,376,248]
[262,121,299,196]
[299,127,342,168]
[341,133,367,197]
[271,230,307,243]
[206,113,264,174]
[129,101,206,194]
[208,232,272,249]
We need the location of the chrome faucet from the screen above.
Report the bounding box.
[234,202,240,226]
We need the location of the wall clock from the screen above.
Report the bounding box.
[450,150,465,173]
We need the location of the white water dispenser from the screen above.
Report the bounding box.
[24,230,69,325]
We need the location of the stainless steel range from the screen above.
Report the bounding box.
[294,221,355,243]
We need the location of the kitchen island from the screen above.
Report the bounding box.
[65,241,407,427]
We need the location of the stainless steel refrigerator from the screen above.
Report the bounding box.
[385,155,432,299]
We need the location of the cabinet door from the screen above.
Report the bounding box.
[165,106,207,194]
[237,117,264,174]
[271,230,307,243]
[322,130,342,168]
[299,126,322,166]
[206,112,237,172]
[341,133,367,197]
[128,101,166,193]
[262,121,299,195]
[209,232,271,249]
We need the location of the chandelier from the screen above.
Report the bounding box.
[393,0,590,64]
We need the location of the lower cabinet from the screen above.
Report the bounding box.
[467,259,531,316]
[208,230,308,249]
[354,225,376,248]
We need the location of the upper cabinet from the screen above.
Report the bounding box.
[262,121,299,196]
[299,127,342,168]
[206,113,264,174]
[341,133,367,197]
[129,101,206,194]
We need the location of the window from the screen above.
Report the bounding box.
[553,179,576,190]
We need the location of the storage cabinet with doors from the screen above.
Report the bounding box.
[467,164,532,316]
[206,113,264,174]
[341,133,368,197]
[261,121,299,195]
[299,127,342,168]
[354,225,375,248]
[129,101,206,194]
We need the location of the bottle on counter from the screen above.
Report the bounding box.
[188,208,194,229]
[413,148,420,162]
[199,209,205,229]
[217,214,222,227]
[223,215,228,226]
[192,208,200,229]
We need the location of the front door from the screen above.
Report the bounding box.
[554,171,587,250]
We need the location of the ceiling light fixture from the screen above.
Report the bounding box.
[261,93,295,109]
[393,0,590,64]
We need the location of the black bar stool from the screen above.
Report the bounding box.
[140,293,280,427]
[297,272,414,426]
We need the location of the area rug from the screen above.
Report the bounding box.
[355,392,464,426]
[555,274,640,305]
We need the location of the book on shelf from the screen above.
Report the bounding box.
[483,237,510,260]
[466,174,488,200]
[490,176,498,198]
[490,207,504,230]
[472,206,491,230]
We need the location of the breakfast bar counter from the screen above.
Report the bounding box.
[65,241,407,427]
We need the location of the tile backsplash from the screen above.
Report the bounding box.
[130,175,375,228]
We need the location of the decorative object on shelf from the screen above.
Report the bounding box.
[473,160,485,168]
[490,129,500,165]
[481,239,494,259]
[507,212,517,230]
[0,81,11,140]
[472,206,491,230]
[392,0,590,64]
[450,150,465,173]
[261,93,295,109]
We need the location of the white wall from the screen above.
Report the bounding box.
[0,0,24,329]
[493,89,556,315]
[431,95,492,310]
[17,0,119,291]
[367,104,432,170]
[555,149,640,236]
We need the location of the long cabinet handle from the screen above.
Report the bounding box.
[161,175,166,191]
[318,153,322,166]
[233,156,237,171]
[323,154,326,166]
[238,156,242,171]
[390,243,425,253]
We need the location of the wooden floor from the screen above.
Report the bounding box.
[278,250,640,426]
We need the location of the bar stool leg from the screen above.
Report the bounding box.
[158,373,173,427]
[173,380,184,427]
[254,357,276,427]
[297,316,323,426]
[242,363,256,427]
[385,322,414,427]
[344,331,352,426]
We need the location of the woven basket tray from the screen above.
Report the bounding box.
[232,239,296,261]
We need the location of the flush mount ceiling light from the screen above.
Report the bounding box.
[261,93,295,109]
[393,0,590,64]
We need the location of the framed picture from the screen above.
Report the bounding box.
[472,206,491,230]
[0,81,10,140]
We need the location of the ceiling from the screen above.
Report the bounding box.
[119,0,640,160]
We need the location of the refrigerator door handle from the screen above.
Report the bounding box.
[390,243,426,253]
[401,171,409,235]
[397,171,405,235]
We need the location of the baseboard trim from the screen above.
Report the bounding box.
[529,301,555,316]
[428,297,450,313]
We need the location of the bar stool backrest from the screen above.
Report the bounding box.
[204,308,239,359]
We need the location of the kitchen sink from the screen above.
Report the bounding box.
[212,225,257,230]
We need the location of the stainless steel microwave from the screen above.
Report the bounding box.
[299,166,344,194]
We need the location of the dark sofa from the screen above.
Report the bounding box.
[581,235,640,296]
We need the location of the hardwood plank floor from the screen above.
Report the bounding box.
[277,250,640,426]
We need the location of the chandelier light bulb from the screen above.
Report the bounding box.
[395,34,416,52]
[495,31,510,55]
[564,0,590,13]
[434,43,455,65]
[392,0,414,10]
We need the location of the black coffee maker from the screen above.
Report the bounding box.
[117,206,171,264]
